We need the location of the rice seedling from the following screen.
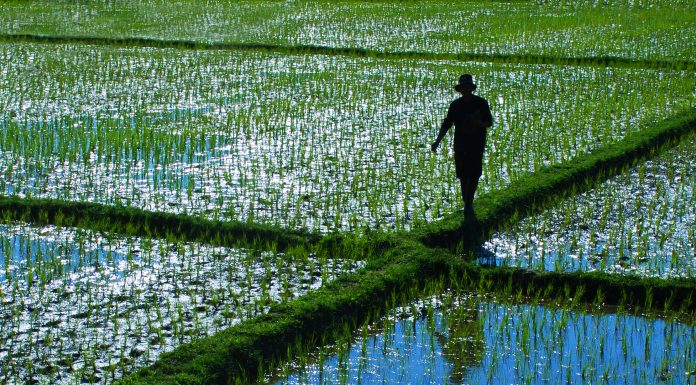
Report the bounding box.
[0,1,693,62]
[264,290,696,385]
[0,2,692,383]
[483,134,695,279]
[0,221,365,384]
[0,43,693,232]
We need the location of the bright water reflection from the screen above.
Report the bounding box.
[269,294,696,385]
[1,44,693,232]
[482,135,695,279]
[0,223,365,384]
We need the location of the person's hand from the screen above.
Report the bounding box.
[431,141,439,153]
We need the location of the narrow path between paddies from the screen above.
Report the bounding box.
[0,33,693,71]
[109,110,696,383]
[0,195,322,253]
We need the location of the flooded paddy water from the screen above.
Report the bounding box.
[0,2,694,382]
[266,292,696,385]
[483,135,695,278]
[0,222,364,384]
[0,43,693,232]
[0,1,694,62]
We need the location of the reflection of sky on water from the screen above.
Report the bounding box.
[304,317,452,384]
[0,223,133,285]
[0,221,238,289]
[272,295,696,385]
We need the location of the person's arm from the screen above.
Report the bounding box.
[481,99,493,129]
[432,106,453,152]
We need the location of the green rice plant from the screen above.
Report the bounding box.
[265,288,696,385]
[0,1,693,62]
[484,134,695,279]
[0,43,693,232]
[0,221,365,384]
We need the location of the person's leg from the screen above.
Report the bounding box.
[455,151,469,209]
[464,152,483,215]
[465,176,479,207]
[456,151,481,215]
[459,177,468,206]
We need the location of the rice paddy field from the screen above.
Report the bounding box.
[483,134,695,278]
[0,1,695,62]
[0,0,694,384]
[0,221,364,383]
[266,289,696,385]
[0,44,692,232]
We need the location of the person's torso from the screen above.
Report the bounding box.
[450,96,488,151]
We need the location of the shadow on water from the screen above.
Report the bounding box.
[450,213,498,267]
[0,224,132,285]
[474,245,498,267]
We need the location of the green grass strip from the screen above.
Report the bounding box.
[116,237,696,385]
[0,197,320,252]
[459,266,696,316]
[0,33,693,70]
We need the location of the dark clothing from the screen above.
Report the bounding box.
[436,95,493,179]
[455,151,483,179]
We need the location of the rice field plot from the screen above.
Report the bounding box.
[0,1,694,63]
[0,222,364,384]
[1,44,693,232]
[265,291,696,385]
[482,134,695,278]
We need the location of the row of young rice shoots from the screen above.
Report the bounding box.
[482,134,695,279]
[0,1,694,62]
[264,282,696,385]
[0,43,694,232]
[0,221,364,384]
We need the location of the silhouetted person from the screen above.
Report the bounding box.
[431,74,493,217]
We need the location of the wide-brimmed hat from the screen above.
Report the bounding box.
[454,74,477,92]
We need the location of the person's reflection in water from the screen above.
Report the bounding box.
[436,296,486,384]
